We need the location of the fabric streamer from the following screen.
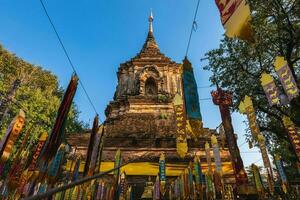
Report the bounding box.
[88,124,103,176]
[154,175,160,200]
[252,164,264,196]
[274,56,299,101]
[274,155,288,193]
[182,57,203,138]
[84,115,99,176]
[282,116,300,162]
[215,0,252,41]
[194,156,204,200]
[260,73,281,106]
[159,153,166,194]
[205,142,212,175]
[0,109,25,163]
[239,96,260,140]
[39,74,78,166]
[188,162,194,199]
[173,93,188,158]
[47,144,65,183]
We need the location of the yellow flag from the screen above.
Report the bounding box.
[215,0,252,41]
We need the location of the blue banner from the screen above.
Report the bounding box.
[183,58,202,121]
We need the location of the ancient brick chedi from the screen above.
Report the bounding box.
[67,13,237,198]
[105,16,181,139]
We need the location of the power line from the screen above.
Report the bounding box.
[199,98,211,101]
[185,0,201,57]
[39,0,100,122]
[198,85,213,89]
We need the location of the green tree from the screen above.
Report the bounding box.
[0,44,88,141]
[204,0,300,181]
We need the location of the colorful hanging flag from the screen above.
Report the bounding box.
[215,0,252,41]
[47,144,66,183]
[274,56,299,101]
[113,149,122,199]
[84,115,99,176]
[260,73,281,106]
[188,162,194,199]
[283,116,300,162]
[239,96,260,139]
[274,155,288,193]
[0,109,25,163]
[205,142,212,175]
[257,134,274,195]
[194,155,204,200]
[28,132,48,173]
[39,74,78,165]
[119,172,127,200]
[159,153,166,194]
[211,135,222,175]
[251,164,264,195]
[95,125,105,174]
[173,93,188,158]
[87,124,103,176]
[182,57,203,138]
[154,175,160,200]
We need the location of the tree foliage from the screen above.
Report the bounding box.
[204,0,300,180]
[0,44,88,141]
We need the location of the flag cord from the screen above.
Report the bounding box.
[39,0,101,122]
[185,0,201,57]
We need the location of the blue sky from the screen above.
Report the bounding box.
[0,0,262,167]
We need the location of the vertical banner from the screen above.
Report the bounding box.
[282,116,300,162]
[47,144,66,183]
[239,95,260,140]
[159,153,166,194]
[240,95,274,194]
[215,0,252,41]
[252,164,264,196]
[173,93,188,158]
[274,155,288,193]
[257,135,274,195]
[274,56,299,101]
[39,75,78,165]
[154,175,160,200]
[211,135,222,175]
[260,73,281,106]
[205,142,212,175]
[0,110,25,162]
[194,155,204,200]
[88,124,104,176]
[84,115,99,176]
[182,57,203,138]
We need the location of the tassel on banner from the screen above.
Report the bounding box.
[274,56,299,101]
[173,94,188,158]
[215,0,253,41]
[260,73,281,106]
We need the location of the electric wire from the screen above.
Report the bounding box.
[39,0,100,122]
[185,0,201,57]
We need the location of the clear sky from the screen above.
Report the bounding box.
[0,0,262,167]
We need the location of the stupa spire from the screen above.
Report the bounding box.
[149,10,153,33]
